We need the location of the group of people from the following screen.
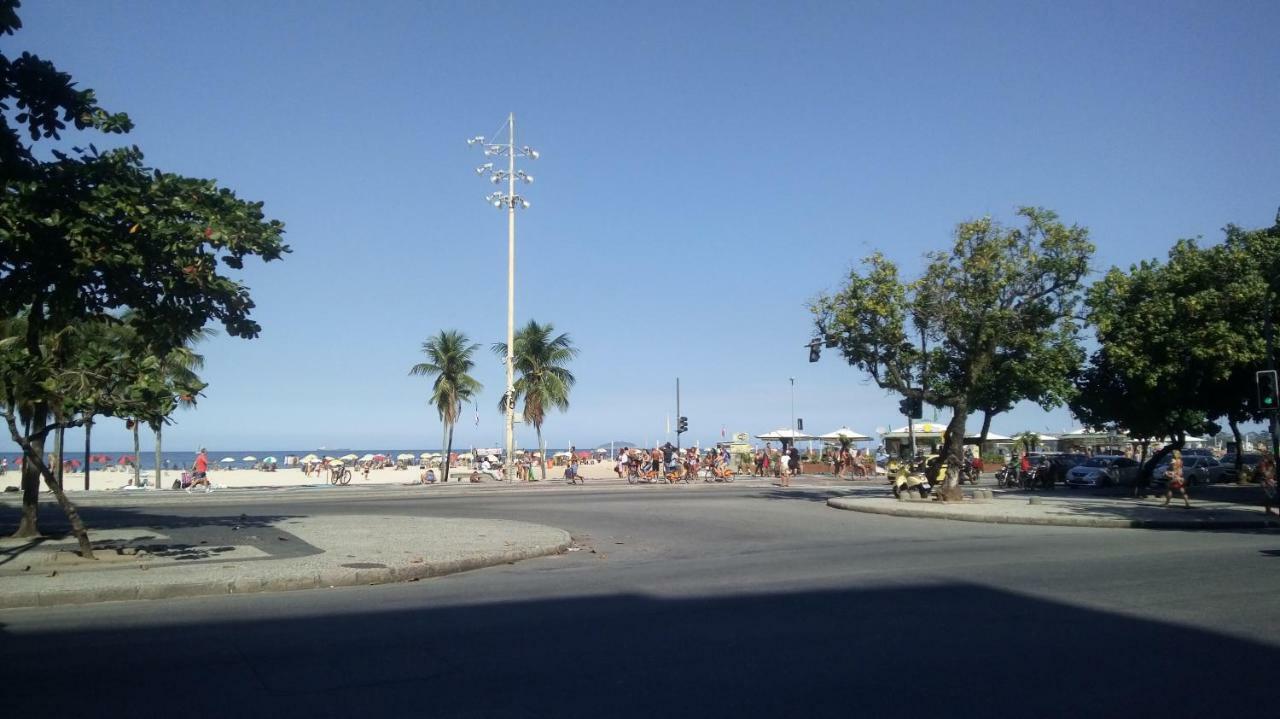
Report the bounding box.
[612,444,738,483]
[749,443,803,487]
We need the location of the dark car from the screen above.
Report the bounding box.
[1065,455,1140,488]
[1220,453,1262,482]
[1031,453,1089,487]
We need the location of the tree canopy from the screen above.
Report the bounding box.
[811,207,1093,497]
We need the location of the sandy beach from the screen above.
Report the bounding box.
[11,459,627,493]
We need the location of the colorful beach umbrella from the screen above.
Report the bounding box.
[263,456,278,464]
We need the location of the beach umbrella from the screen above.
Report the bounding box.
[242,455,257,462]
[341,453,358,461]
[396,453,415,461]
[372,454,387,461]
[220,457,236,463]
[301,453,320,463]
[263,457,278,464]
[359,453,375,462]
[819,427,872,442]
[327,458,344,466]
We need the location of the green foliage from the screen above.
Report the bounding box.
[1074,211,1280,467]
[493,320,578,432]
[410,330,483,428]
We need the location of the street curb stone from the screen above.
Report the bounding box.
[827,496,1280,530]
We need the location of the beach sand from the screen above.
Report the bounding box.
[11,459,626,493]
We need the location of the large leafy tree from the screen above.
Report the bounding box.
[811,207,1093,499]
[0,1,289,554]
[410,330,483,483]
[1074,215,1280,480]
[494,320,578,481]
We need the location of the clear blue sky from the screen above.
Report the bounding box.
[7,1,1279,452]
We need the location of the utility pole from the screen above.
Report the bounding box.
[676,377,681,451]
[468,116,538,482]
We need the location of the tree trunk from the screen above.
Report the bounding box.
[443,423,454,483]
[936,408,968,501]
[132,420,141,487]
[84,417,92,491]
[4,414,94,557]
[537,426,546,481]
[1140,437,1183,482]
[978,410,993,446]
[154,422,163,490]
[1229,418,1244,481]
[13,433,44,538]
[54,422,64,489]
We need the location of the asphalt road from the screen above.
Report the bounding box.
[3,485,1279,718]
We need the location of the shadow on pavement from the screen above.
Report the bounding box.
[1,582,1274,717]
[0,503,315,566]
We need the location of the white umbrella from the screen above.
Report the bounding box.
[359,453,375,462]
[420,452,432,458]
[396,453,415,460]
[755,428,817,441]
[340,453,358,461]
[219,457,235,463]
[553,451,572,458]
[819,427,871,442]
[301,453,320,463]
[242,455,258,462]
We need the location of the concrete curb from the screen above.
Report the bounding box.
[826,497,1280,530]
[0,531,571,609]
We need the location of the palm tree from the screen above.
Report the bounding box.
[147,339,209,489]
[494,320,578,481]
[410,330,482,483]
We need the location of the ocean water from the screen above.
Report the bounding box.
[0,448,596,471]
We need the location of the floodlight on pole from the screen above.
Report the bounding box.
[468,113,538,482]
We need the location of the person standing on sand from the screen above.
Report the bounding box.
[187,448,212,493]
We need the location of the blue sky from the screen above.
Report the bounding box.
[6,1,1279,452]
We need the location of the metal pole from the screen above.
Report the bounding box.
[789,377,795,433]
[1267,295,1278,459]
[504,112,517,481]
[676,377,681,451]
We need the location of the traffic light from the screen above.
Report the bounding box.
[677,416,688,434]
[808,339,821,363]
[1258,370,1279,412]
[898,397,923,419]
[797,418,804,431]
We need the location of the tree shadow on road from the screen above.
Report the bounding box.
[0,503,315,565]
[1,581,1275,717]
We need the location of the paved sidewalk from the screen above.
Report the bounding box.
[0,515,570,609]
[828,489,1280,529]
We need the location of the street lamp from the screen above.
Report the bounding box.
[468,114,538,482]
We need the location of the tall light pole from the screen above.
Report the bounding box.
[468,114,538,481]
[789,377,795,440]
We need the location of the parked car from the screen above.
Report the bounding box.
[1065,455,1140,488]
[1220,453,1262,482]
[1180,447,1214,457]
[1152,455,1226,486]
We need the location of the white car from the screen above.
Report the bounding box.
[1065,456,1139,488]
[1153,455,1226,486]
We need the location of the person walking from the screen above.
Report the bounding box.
[1162,450,1190,508]
[187,447,212,493]
[1258,452,1277,517]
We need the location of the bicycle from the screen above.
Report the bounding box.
[330,464,351,486]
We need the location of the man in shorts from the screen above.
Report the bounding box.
[188,447,212,493]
